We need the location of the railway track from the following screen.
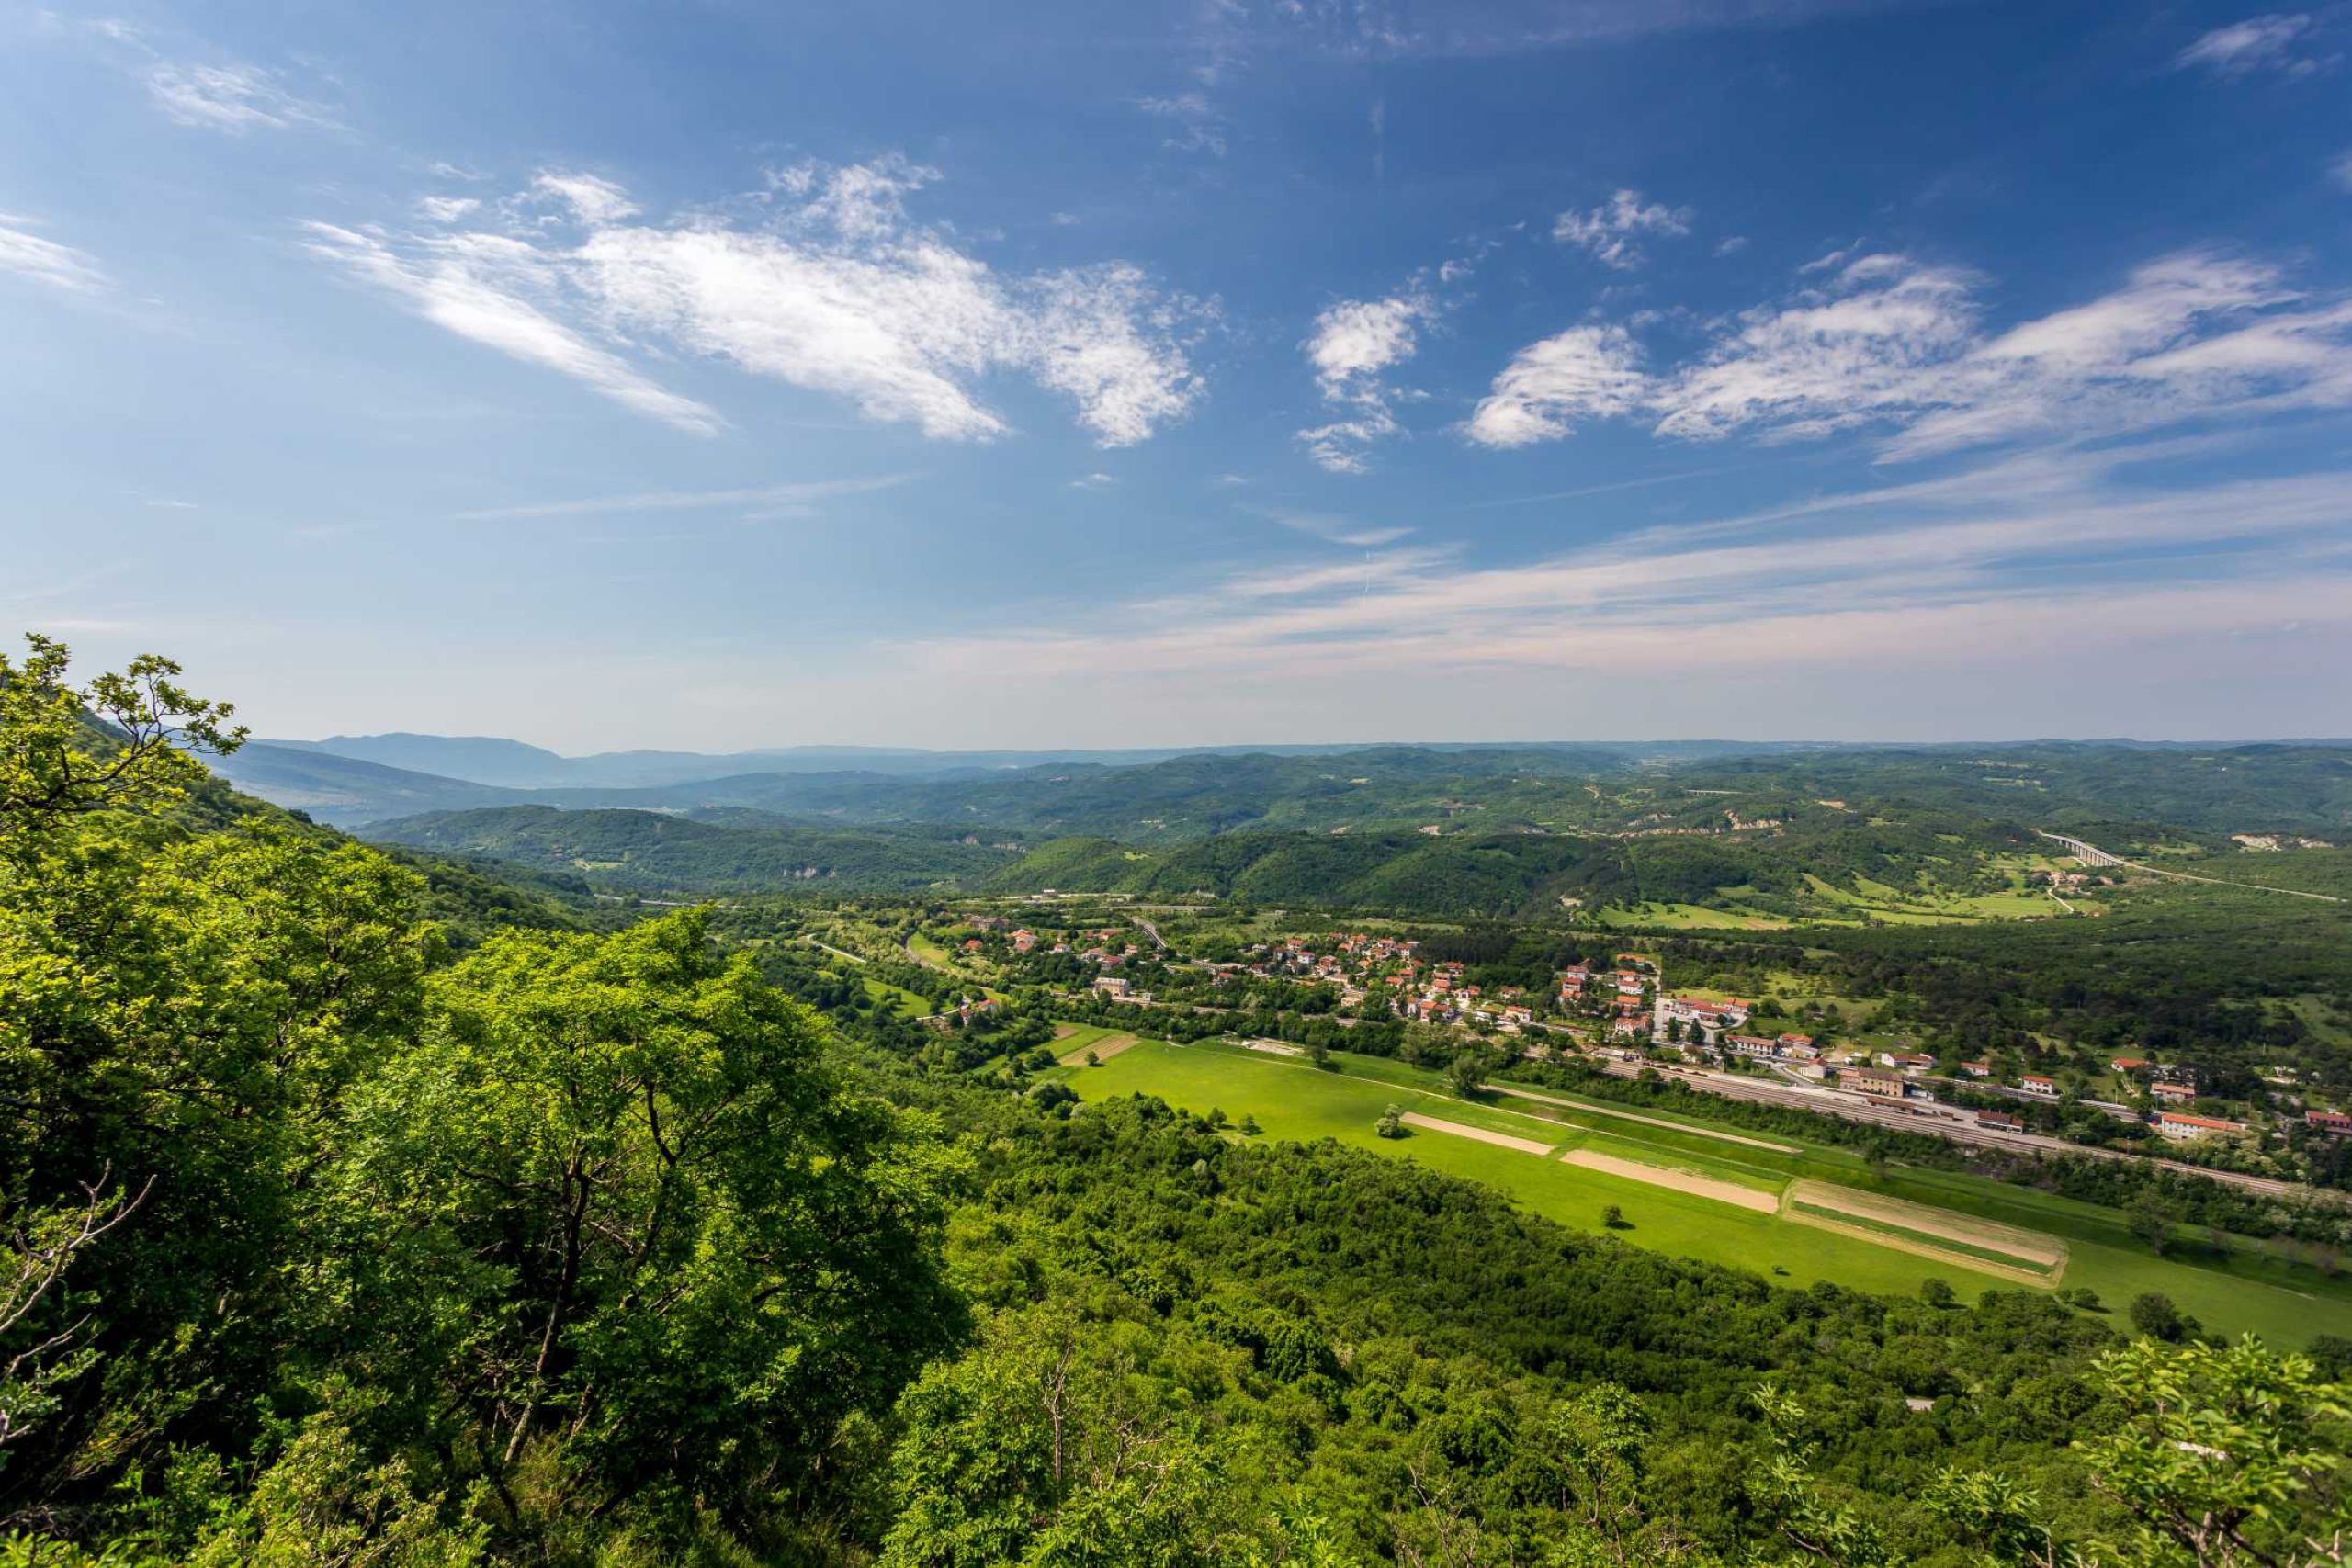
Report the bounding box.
[1584,1057,2351,1208]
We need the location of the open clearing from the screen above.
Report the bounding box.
[1057,1030,1138,1066]
[1051,1034,2352,1342]
[1401,1113,1554,1155]
[1561,1148,1781,1212]
[1596,901,1792,931]
[1487,1083,1799,1153]
[1785,1179,2065,1269]
[1784,1205,2061,1287]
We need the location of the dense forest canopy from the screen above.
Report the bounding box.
[214,732,2352,841]
[6,637,2352,1566]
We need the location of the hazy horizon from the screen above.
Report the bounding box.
[248,728,2352,765]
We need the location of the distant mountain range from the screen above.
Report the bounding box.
[214,729,2352,914]
[212,734,1826,830]
[367,806,1022,895]
[212,733,2352,840]
[259,733,1353,790]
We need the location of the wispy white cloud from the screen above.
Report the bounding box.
[300,221,727,434]
[1295,291,1432,472]
[1136,91,1227,156]
[1653,252,1980,441]
[1469,249,2352,458]
[84,19,334,132]
[0,214,107,294]
[1250,505,1411,548]
[1552,189,1691,269]
[1235,0,1972,62]
[1465,324,1648,447]
[2177,12,2327,77]
[450,476,909,521]
[879,454,2352,726]
[144,59,332,131]
[531,172,639,224]
[416,195,482,223]
[306,159,1211,446]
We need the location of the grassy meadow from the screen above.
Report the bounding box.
[1053,1036,2352,1346]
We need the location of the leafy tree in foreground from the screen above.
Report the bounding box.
[329,913,967,1540]
[2075,1337,2350,1568]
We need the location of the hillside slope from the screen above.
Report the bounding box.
[364,805,1020,893]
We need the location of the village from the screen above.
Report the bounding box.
[967,912,2346,1158]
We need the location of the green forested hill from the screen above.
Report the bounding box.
[983,811,2042,919]
[1677,743,2352,837]
[364,804,1020,893]
[10,637,2352,1567]
[216,735,2352,840]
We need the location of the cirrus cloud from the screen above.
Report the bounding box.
[2177,13,2327,77]
[305,158,1212,446]
[1295,291,1433,472]
[0,214,108,295]
[1468,248,2352,458]
[1465,323,1648,446]
[1551,188,1692,270]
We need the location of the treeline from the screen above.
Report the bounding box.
[1508,1057,2352,1249]
[0,644,962,1562]
[1648,892,2352,1091]
[11,640,2352,1568]
[364,803,1020,894]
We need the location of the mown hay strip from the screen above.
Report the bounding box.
[1781,1205,2064,1288]
[1058,1032,1138,1066]
[1487,1085,1800,1153]
[1559,1148,1782,1213]
[1785,1179,2066,1268]
[1400,1112,1555,1156]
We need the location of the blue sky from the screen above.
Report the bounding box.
[5,0,2350,749]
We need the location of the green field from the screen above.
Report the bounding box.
[1049,1021,1132,1062]
[859,976,931,1015]
[1055,1037,2352,1345]
[1595,857,2069,931]
[1596,901,1792,931]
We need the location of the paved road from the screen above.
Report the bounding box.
[1582,1056,2350,1207]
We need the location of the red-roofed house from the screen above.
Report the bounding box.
[2155,1112,2244,1142]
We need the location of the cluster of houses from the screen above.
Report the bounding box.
[1557,957,1655,1035]
[1658,992,1751,1038]
[982,910,2349,1159]
[973,916,1142,968]
[1848,1049,2282,1143]
[1216,932,1575,1033]
[922,994,1000,1032]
